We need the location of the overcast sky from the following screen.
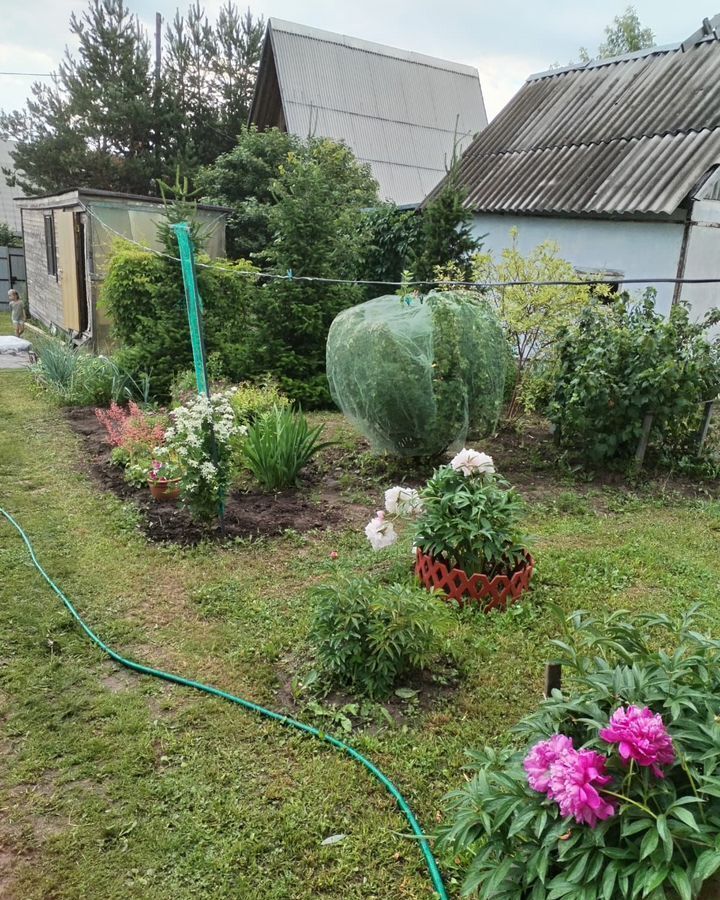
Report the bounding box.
[1,1,717,121]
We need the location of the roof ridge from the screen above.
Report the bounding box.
[268,18,479,78]
[527,42,683,82]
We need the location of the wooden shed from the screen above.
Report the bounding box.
[18,189,230,349]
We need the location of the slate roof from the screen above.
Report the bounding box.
[435,26,720,216]
[249,19,488,206]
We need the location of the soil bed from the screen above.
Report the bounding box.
[64,407,354,546]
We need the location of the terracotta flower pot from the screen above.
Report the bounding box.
[148,478,181,501]
[415,547,535,610]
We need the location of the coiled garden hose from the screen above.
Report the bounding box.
[0,507,448,899]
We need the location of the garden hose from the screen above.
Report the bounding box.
[0,507,448,900]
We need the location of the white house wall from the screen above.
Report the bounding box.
[472,214,686,316]
[679,199,720,329]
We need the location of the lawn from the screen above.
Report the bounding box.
[1,372,720,899]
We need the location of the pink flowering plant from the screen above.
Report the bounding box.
[439,606,720,898]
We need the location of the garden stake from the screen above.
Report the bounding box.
[172,222,226,535]
[544,663,562,697]
[697,400,715,453]
[0,507,448,900]
[634,413,654,470]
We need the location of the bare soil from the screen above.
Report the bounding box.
[64,408,357,546]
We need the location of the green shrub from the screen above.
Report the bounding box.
[242,405,331,491]
[102,247,259,401]
[228,380,289,424]
[472,230,594,419]
[549,293,720,466]
[32,337,150,406]
[438,606,720,899]
[327,291,508,456]
[310,576,453,699]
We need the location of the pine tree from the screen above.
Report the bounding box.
[164,2,265,170]
[412,151,479,285]
[1,0,159,195]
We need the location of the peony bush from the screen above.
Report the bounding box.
[365,447,527,578]
[438,607,720,899]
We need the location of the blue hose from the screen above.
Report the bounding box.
[0,506,448,899]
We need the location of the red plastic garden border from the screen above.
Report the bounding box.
[415,548,535,610]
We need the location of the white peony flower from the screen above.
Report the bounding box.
[364,510,398,551]
[450,448,495,477]
[384,486,423,516]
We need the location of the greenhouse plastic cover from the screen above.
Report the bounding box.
[326,291,507,456]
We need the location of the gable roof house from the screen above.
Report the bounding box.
[432,16,720,324]
[249,19,488,206]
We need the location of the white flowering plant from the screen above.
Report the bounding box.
[365,448,527,577]
[157,390,246,523]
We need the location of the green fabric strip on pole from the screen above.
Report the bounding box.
[172,222,209,397]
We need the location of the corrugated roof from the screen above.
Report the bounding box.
[436,36,720,216]
[249,19,487,206]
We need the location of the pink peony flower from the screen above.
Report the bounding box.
[524,734,574,793]
[548,749,616,828]
[600,705,675,778]
[525,736,616,828]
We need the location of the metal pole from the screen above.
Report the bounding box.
[155,13,162,86]
[697,400,715,454]
[172,222,209,396]
[171,222,226,535]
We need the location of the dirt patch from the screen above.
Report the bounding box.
[487,420,720,505]
[64,407,353,546]
[274,652,461,731]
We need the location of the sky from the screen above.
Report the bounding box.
[0,0,717,121]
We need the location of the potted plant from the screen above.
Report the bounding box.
[147,456,182,501]
[364,448,534,609]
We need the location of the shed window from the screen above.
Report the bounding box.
[44,214,57,277]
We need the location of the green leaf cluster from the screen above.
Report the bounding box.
[31,335,150,405]
[310,576,454,700]
[439,606,720,899]
[471,230,594,418]
[549,293,720,465]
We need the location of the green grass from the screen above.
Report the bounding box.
[1,374,720,898]
[0,310,13,335]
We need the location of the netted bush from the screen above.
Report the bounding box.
[326,291,508,457]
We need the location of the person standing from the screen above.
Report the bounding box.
[8,289,25,337]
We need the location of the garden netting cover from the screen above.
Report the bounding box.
[326,291,507,456]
